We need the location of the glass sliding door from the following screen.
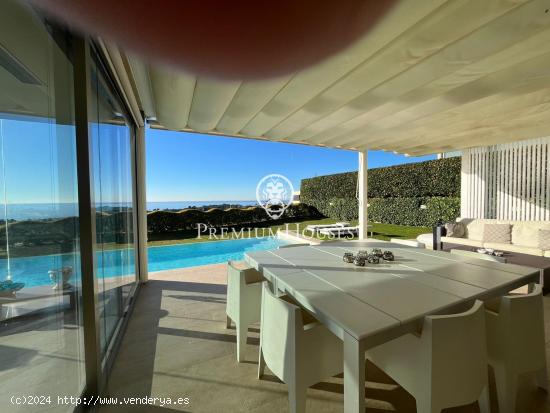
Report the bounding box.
[89,52,137,355]
[0,1,84,411]
[0,2,140,407]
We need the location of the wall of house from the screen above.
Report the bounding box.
[461,137,550,221]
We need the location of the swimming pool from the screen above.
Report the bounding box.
[0,237,289,287]
[148,237,288,272]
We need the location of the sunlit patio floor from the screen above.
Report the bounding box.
[100,263,550,413]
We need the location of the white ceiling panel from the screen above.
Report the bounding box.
[240,0,448,137]
[290,2,550,145]
[264,0,528,140]
[115,0,550,155]
[216,76,290,134]
[149,66,196,130]
[187,77,241,132]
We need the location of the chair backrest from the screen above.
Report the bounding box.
[497,284,545,371]
[226,261,259,312]
[425,300,487,406]
[227,260,262,285]
[260,282,302,382]
[226,261,243,319]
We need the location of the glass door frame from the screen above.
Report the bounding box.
[72,34,143,402]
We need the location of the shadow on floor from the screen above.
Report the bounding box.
[157,326,259,345]
[165,294,227,304]
[103,277,550,413]
[0,344,39,371]
[104,280,230,400]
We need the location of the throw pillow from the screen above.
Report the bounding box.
[444,222,465,238]
[538,229,550,250]
[482,223,512,243]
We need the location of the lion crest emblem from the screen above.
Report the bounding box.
[256,174,294,219]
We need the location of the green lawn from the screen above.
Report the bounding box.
[368,222,431,241]
[268,219,430,242]
[147,218,430,246]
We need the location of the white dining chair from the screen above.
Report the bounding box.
[367,301,489,413]
[258,283,343,413]
[485,284,547,413]
[225,260,264,362]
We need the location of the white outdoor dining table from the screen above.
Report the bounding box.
[245,239,540,413]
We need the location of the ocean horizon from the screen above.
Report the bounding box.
[147,200,257,210]
[1,201,258,221]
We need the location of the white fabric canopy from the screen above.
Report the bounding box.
[111,0,550,155]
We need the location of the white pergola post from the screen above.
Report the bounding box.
[136,124,149,283]
[358,150,368,240]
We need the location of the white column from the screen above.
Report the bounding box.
[136,125,149,282]
[358,150,368,240]
[460,151,470,218]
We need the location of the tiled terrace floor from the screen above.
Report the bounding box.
[100,263,550,413]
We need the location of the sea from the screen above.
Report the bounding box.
[1,201,258,221]
[147,200,256,211]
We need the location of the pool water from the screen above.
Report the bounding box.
[0,237,288,287]
[148,237,288,272]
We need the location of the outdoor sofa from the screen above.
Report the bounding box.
[426,218,550,293]
[439,218,550,257]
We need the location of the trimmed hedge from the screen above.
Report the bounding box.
[368,197,460,227]
[301,157,460,209]
[322,197,460,227]
[368,157,460,198]
[300,157,461,226]
[146,203,321,233]
[324,198,358,222]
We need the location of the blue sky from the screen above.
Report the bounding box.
[146,128,435,202]
[0,118,78,204]
[0,117,435,204]
[0,118,133,204]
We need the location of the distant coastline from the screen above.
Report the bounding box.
[0,201,258,221]
[147,200,256,211]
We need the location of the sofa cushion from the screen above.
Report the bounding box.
[512,221,550,247]
[538,229,550,250]
[441,236,483,248]
[482,223,511,243]
[483,242,544,257]
[457,219,496,241]
[445,222,465,238]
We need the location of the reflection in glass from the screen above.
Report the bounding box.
[89,54,137,354]
[0,1,84,411]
